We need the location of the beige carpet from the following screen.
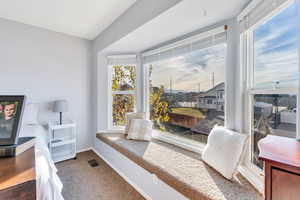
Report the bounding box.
[56,151,145,200]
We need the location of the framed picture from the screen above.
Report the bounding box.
[0,96,26,145]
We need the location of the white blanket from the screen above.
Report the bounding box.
[19,125,64,200]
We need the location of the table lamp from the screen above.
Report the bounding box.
[53,100,68,125]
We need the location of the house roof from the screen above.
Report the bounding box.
[198,82,225,98]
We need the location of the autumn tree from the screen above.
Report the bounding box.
[148,65,170,130]
[111,64,170,128]
[112,65,136,126]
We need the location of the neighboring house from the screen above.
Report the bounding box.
[197,82,224,112]
[254,101,296,125]
[177,101,197,108]
[254,102,273,118]
[281,109,297,124]
[169,92,200,108]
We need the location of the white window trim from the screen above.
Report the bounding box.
[152,130,205,154]
[107,55,138,130]
[238,0,263,21]
[111,91,136,95]
[240,0,300,189]
[143,65,150,120]
[250,0,294,32]
[142,26,226,57]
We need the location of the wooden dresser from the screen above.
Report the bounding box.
[0,147,36,200]
[259,135,300,200]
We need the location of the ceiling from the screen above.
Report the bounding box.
[104,0,249,53]
[0,0,136,40]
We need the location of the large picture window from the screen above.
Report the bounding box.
[143,28,227,145]
[244,1,299,169]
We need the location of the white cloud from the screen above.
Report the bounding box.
[148,43,226,92]
[254,19,299,88]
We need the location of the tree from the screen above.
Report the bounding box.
[112,65,135,91]
[150,86,170,130]
[148,64,170,130]
[113,94,135,126]
[112,65,136,126]
[111,64,170,128]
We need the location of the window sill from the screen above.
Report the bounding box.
[99,129,205,154]
[97,128,125,134]
[152,131,205,154]
[152,131,264,193]
[238,164,264,193]
[155,131,264,193]
[96,132,262,199]
[97,129,264,193]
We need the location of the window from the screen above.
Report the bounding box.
[243,1,299,169]
[252,94,297,168]
[253,2,299,89]
[143,27,227,145]
[108,55,137,128]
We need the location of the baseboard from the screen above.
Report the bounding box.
[77,147,92,153]
[91,147,153,200]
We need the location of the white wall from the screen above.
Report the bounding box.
[0,18,93,151]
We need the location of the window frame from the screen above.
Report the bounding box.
[107,60,137,130]
[142,27,228,150]
[241,0,300,175]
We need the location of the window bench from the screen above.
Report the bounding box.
[96,132,262,200]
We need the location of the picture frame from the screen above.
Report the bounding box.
[0,95,26,145]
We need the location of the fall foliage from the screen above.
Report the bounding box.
[112,65,136,126]
[111,64,170,128]
[149,86,170,130]
[148,65,170,130]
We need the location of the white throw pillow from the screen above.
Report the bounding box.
[125,112,146,135]
[22,103,39,125]
[127,119,153,141]
[201,126,247,179]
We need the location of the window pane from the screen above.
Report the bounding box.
[253,2,299,89]
[112,94,135,126]
[147,43,226,145]
[112,65,136,91]
[252,94,296,168]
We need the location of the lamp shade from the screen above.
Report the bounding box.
[53,100,68,112]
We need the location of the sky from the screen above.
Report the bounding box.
[148,43,226,92]
[148,1,299,92]
[254,1,299,88]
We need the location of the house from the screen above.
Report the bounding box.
[0,0,298,199]
[281,109,297,124]
[197,82,225,112]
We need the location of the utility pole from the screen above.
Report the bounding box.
[170,77,172,96]
[212,72,215,88]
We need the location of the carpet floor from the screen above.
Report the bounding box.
[56,151,145,200]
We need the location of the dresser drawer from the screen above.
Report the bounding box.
[0,180,36,200]
[259,135,300,200]
[0,148,36,200]
[271,168,300,200]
